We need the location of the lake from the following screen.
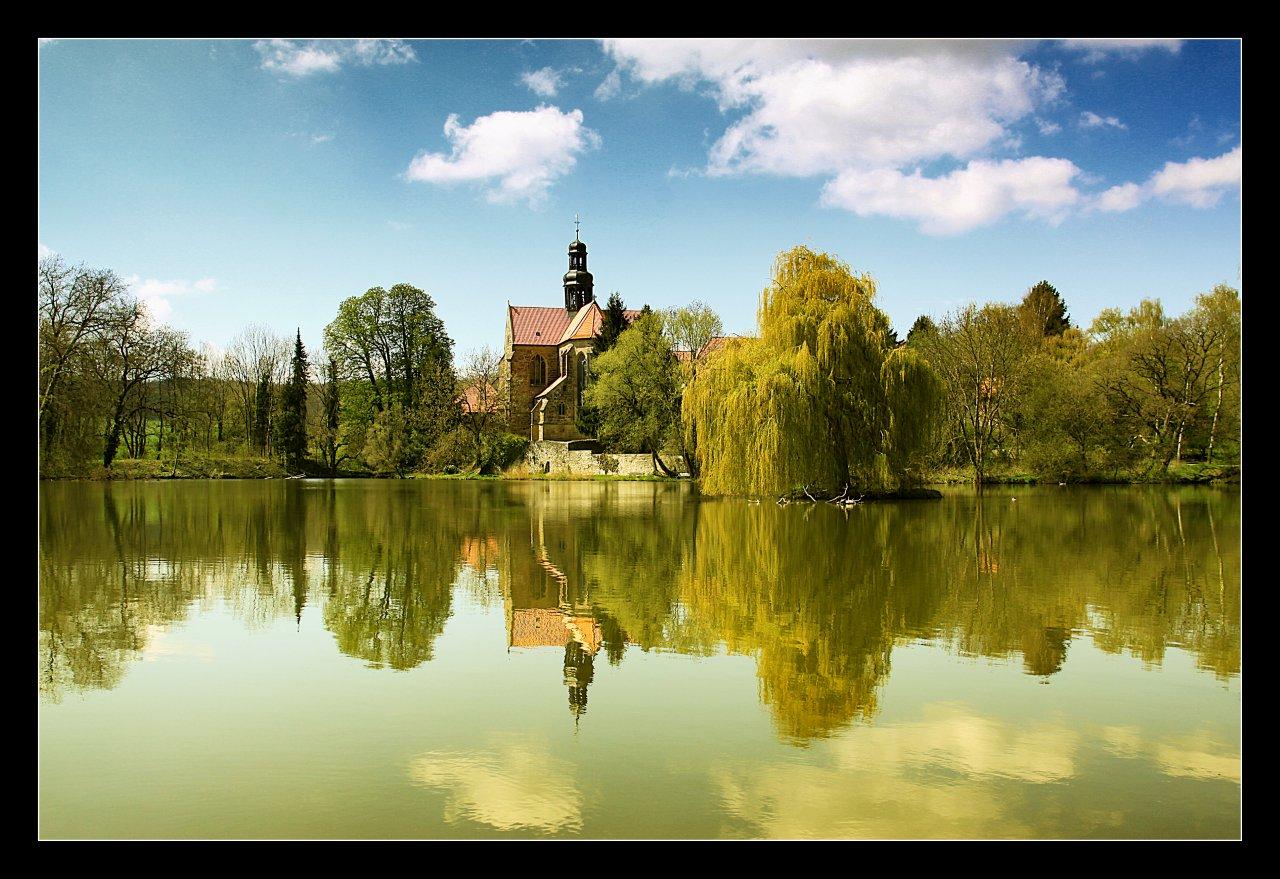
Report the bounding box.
[38,480,1241,839]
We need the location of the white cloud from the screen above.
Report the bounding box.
[1093,181,1144,213]
[594,68,622,101]
[601,39,1232,235]
[311,133,334,145]
[124,274,218,323]
[602,39,1062,177]
[520,66,564,97]
[1149,145,1242,207]
[1059,39,1184,63]
[1079,110,1127,130]
[39,242,55,260]
[405,106,600,206]
[1094,146,1242,212]
[38,38,57,49]
[254,39,416,77]
[821,157,1083,235]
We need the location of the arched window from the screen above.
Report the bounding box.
[577,352,588,407]
[557,402,565,416]
[530,355,546,386]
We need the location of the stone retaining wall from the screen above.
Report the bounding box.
[520,441,675,476]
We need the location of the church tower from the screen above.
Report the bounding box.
[563,219,594,312]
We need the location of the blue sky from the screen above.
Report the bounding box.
[38,38,1241,358]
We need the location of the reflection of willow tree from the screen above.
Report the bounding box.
[675,500,950,742]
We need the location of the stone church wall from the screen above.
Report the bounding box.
[506,343,559,435]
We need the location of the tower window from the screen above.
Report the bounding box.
[530,355,546,386]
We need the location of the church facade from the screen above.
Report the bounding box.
[500,233,640,441]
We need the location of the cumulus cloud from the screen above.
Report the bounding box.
[1079,110,1127,130]
[405,106,600,206]
[39,242,55,260]
[1059,39,1184,63]
[520,66,564,97]
[1094,146,1242,212]
[600,39,1232,234]
[603,39,1062,178]
[124,275,218,323]
[821,157,1083,235]
[254,39,416,77]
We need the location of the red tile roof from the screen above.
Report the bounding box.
[510,303,644,347]
[509,305,573,346]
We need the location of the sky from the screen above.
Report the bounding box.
[37,38,1241,358]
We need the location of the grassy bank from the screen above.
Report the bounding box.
[927,462,1240,486]
[42,454,1238,486]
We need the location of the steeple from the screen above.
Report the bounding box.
[563,217,594,312]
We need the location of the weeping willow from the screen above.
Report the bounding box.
[684,246,943,496]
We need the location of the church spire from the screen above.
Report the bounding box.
[563,219,594,312]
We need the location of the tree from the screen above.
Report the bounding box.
[913,303,1034,486]
[225,325,289,455]
[593,292,630,354]
[313,356,346,476]
[1019,281,1071,338]
[84,298,191,469]
[585,311,685,476]
[683,246,942,496]
[323,283,455,470]
[38,257,127,423]
[275,330,310,473]
[663,301,723,360]
[906,315,936,345]
[457,346,511,473]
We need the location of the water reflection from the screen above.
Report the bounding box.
[39,481,1240,747]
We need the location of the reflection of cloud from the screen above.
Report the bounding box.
[713,702,1080,838]
[1101,725,1240,783]
[408,736,582,833]
[140,626,215,664]
[832,702,1080,783]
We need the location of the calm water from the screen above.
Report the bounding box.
[38,480,1241,839]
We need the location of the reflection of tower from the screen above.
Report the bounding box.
[564,639,595,720]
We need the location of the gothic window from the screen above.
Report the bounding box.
[577,353,588,407]
[557,402,565,416]
[530,355,546,386]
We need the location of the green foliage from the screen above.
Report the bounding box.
[683,246,942,496]
[593,291,630,355]
[363,405,432,477]
[274,330,310,472]
[585,311,682,464]
[880,347,945,488]
[1019,280,1071,338]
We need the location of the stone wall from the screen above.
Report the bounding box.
[520,441,672,476]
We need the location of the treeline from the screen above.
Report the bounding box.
[38,256,523,478]
[39,246,1241,488]
[908,280,1241,484]
[583,245,1239,493]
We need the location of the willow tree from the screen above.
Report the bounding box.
[683,246,943,496]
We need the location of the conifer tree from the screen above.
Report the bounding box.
[275,329,310,472]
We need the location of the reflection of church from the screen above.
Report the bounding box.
[487,495,610,720]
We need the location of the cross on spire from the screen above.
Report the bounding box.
[574,213,580,240]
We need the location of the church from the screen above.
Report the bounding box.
[500,228,641,441]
